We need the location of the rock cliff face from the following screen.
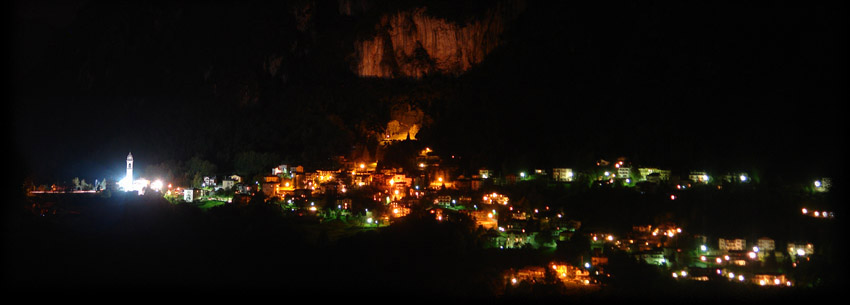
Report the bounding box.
[384,103,427,141]
[353,0,525,78]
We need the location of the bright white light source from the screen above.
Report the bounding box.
[700,245,707,251]
[117,176,132,190]
[802,208,808,214]
[151,179,163,192]
[748,252,757,259]
[814,180,822,187]
[740,175,747,182]
[796,249,806,256]
[584,263,591,269]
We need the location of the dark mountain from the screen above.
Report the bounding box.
[11,0,846,183]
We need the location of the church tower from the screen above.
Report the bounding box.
[126,152,134,181]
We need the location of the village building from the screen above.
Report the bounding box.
[552,168,574,182]
[719,238,746,252]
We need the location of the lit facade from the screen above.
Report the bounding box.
[552,168,574,182]
[719,238,746,251]
[638,168,670,181]
[688,171,709,183]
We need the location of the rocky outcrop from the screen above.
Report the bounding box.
[353,0,525,78]
[383,103,427,141]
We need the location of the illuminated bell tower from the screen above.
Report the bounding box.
[126,152,134,181]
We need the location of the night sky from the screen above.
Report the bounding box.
[10,0,847,184]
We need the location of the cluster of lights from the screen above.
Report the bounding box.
[802,208,834,218]
[759,278,793,287]
[721,272,745,282]
[591,234,616,242]
[483,193,509,205]
[651,227,682,237]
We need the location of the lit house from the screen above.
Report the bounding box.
[429,168,453,189]
[260,175,281,197]
[719,238,746,251]
[787,243,814,257]
[638,168,670,182]
[552,168,574,182]
[635,250,669,267]
[753,273,790,286]
[203,176,216,187]
[272,164,288,176]
[495,231,529,249]
[533,169,547,179]
[617,167,631,179]
[222,178,235,190]
[723,172,751,183]
[315,170,338,182]
[505,266,546,285]
[479,168,492,179]
[470,210,498,230]
[183,188,204,202]
[757,237,776,252]
[688,171,710,183]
